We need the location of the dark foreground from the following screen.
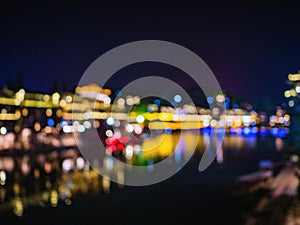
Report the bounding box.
[1,147,290,225]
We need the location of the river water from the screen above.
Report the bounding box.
[0,132,294,225]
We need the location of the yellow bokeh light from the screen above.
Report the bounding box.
[34,122,41,132]
[22,108,28,117]
[46,108,52,117]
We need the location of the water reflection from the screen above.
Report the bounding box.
[275,137,284,151]
[0,132,288,217]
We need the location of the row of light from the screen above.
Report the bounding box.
[284,89,299,98]
[269,114,290,126]
[130,113,258,126]
[288,73,300,81]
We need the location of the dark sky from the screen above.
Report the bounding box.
[1,1,300,101]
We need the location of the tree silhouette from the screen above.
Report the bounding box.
[16,70,24,90]
[51,79,58,93]
[7,74,14,90]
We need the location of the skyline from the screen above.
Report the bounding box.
[1,2,300,101]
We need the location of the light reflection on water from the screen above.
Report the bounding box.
[0,132,288,217]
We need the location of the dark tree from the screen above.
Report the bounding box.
[51,80,58,93]
[16,70,24,90]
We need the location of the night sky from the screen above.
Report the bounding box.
[1,1,300,102]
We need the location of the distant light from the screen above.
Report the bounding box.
[64,199,72,206]
[104,157,114,170]
[34,122,41,132]
[21,160,30,175]
[19,89,25,95]
[0,127,7,135]
[218,120,226,127]
[60,99,67,107]
[46,108,52,117]
[210,119,217,127]
[103,96,111,105]
[0,170,6,185]
[207,96,214,104]
[236,128,243,135]
[271,127,278,136]
[77,125,85,133]
[133,96,140,105]
[102,176,111,193]
[56,109,62,117]
[242,115,251,123]
[291,89,297,97]
[202,127,211,134]
[52,92,60,104]
[278,128,287,137]
[290,155,299,163]
[52,92,60,99]
[174,94,182,103]
[63,125,73,133]
[105,138,113,145]
[66,95,72,103]
[44,126,52,134]
[62,159,74,173]
[233,104,239,109]
[83,121,92,129]
[125,145,134,160]
[203,119,209,127]
[133,144,141,154]
[243,127,251,135]
[278,117,284,124]
[22,108,28,117]
[13,197,24,216]
[43,95,50,101]
[105,130,113,137]
[60,121,68,128]
[125,124,134,133]
[94,120,100,128]
[136,115,145,123]
[288,100,295,107]
[216,95,225,103]
[114,120,120,127]
[172,114,179,121]
[126,96,134,105]
[134,125,142,134]
[284,90,291,98]
[95,93,108,101]
[284,114,290,122]
[1,109,7,114]
[165,127,172,134]
[289,73,300,81]
[117,98,125,106]
[153,99,160,106]
[251,127,258,134]
[225,97,230,104]
[76,157,85,170]
[47,119,55,127]
[16,89,25,102]
[106,117,115,126]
